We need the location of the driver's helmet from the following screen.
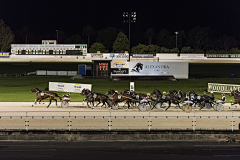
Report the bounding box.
[222,93,225,96]
[211,92,213,94]
[67,92,70,94]
[115,91,118,93]
[167,92,170,94]
[147,93,150,96]
[163,91,166,94]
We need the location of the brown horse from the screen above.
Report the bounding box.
[106,89,133,110]
[30,87,62,108]
[80,88,111,109]
[229,90,240,106]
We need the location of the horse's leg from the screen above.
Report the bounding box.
[126,101,130,111]
[47,99,52,108]
[165,101,171,111]
[54,98,58,106]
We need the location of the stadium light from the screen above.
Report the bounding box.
[175,32,178,49]
[56,30,59,44]
[123,12,137,61]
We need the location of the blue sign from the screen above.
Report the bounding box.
[109,54,115,58]
[0,52,10,58]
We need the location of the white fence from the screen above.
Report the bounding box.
[0,111,239,131]
[36,70,77,76]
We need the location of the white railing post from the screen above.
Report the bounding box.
[232,111,234,132]
[25,111,29,131]
[68,112,71,131]
[148,111,151,131]
[193,111,196,131]
[108,111,112,131]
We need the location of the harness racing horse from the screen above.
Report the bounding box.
[187,91,212,110]
[30,87,62,108]
[151,89,181,111]
[106,89,133,110]
[229,90,240,107]
[80,88,110,109]
[177,90,188,103]
[122,89,148,107]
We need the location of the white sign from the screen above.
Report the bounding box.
[180,54,204,59]
[111,62,188,79]
[36,70,46,75]
[49,82,92,93]
[130,82,134,92]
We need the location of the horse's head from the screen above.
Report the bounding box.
[229,90,236,97]
[30,87,39,94]
[151,89,161,96]
[80,88,86,95]
[123,89,130,95]
[106,89,115,96]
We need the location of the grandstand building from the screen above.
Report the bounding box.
[11,40,87,55]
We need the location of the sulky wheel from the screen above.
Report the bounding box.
[61,101,68,108]
[205,103,212,109]
[216,103,224,112]
[155,103,164,110]
[184,104,192,112]
[112,103,118,110]
[138,103,147,111]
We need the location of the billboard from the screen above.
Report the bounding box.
[49,82,92,93]
[208,83,240,93]
[0,52,10,58]
[111,62,188,79]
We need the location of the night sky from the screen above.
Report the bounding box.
[1,0,240,41]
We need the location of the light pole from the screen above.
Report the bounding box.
[175,32,178,49]
[123,12,136,61]
[56,30,59,44]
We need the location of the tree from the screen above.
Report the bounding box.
[82,25,95,46]
[89,42,108,53]
[14,26,34,43]
[96,27,118,51]
[112,32,129,53]
[131,44,148,53]
[144,28,155,45]
[65,34,85,44]
[187,26,210,51]
[213,35,239,51]
[0,20,14,51]
[148,44,161,54]
[158,29,170,47]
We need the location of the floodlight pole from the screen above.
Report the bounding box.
[123,12,136,61]
[56,30,59,44]
[175,32,178,49]
[128,15,131,61]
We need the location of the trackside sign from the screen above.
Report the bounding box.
[49,82,92,93]
[208,83,240,93]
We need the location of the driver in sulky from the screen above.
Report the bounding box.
[62,92,71,101]
[220,93,226,104]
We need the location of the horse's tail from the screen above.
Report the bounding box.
[54,93,62,100]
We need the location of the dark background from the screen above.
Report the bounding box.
[1,0,240,44]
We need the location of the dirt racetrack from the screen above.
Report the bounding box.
[0,102,240,131]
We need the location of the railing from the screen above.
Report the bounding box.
[0,111,239,131]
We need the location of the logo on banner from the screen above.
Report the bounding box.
[131,62,143,73]
[73,84,82,92]
[57,83,65,91]
[111,68,129,74]
[112,62,127,68]
[116,54,128,58]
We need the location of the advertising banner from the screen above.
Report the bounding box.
[132,54,154,58]
[111,62,188,79]
[111,68,129,74]
[208,83,240,93]
[49,82,92,93]
[180,54,204,59]
[130,82,134,92]
[0,52,10,58]
[206,54,240,58]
